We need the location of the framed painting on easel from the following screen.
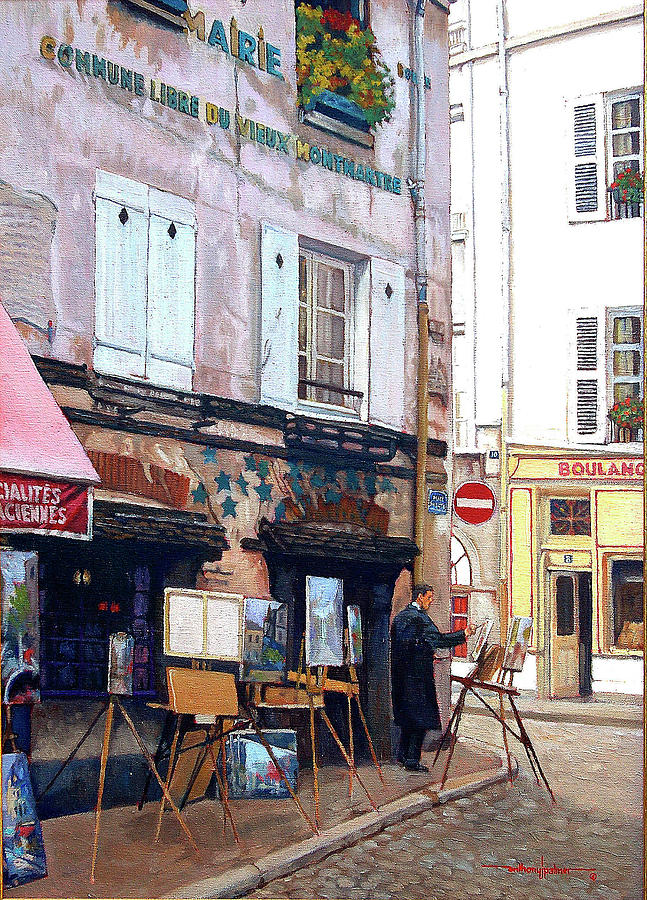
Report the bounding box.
[240,598,288,682]
[305,576,344,668]
[164,589,244,662]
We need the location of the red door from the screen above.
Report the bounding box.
[451,593,468,657]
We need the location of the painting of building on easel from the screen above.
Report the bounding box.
[502,617,533,673]
[1,551,40,705]
[241,598,288,682]
[305,577,344,668]
[346,605,363,666]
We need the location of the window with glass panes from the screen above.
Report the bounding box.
[608,94,643,181]
[310,0,368,28]
[549,499,592,536]
[298,251,358,411]
[609,310,643,404]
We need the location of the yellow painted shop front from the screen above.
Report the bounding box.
[508,450,643,699]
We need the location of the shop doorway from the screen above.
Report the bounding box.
[549,571,592,698]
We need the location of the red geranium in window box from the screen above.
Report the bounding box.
[609,168,644,205]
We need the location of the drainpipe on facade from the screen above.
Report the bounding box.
[411,0,429,586]
[497,0,512,642]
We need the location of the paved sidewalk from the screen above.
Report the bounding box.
[7,741,506,899]
[248,715,643,900]
[453,688,643,728]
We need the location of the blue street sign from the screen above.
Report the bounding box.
[427,489,448,514]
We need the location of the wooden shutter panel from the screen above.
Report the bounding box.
[567,96,606,223]
[94,196,147,379]
[369,258,406,429]
[146,199,196,391]
[570,313,606,443]
[260,223,299,410]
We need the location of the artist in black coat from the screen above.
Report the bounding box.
[391,584,475,771]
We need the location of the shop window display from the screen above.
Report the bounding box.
[612,559,644,650]
[39,549,155,697]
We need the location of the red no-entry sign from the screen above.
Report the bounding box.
[453,481,496,525]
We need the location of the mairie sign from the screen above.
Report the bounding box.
[39,36,402,197]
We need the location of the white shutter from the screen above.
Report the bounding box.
[569,311,606,444]
[260,222,299,410]
[369,258,406,429]
[567,96,606,223]
[94,196,147,379]
[353,260,370,422]
[146,199,196,391]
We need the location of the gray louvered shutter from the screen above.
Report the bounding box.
[569,313,606,443]
[567,97,606,223]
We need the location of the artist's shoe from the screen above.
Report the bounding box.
[404,762,430,773]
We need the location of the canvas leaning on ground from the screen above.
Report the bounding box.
[0,0,643,898]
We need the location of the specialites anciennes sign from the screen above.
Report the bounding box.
[0,473,92,538]
[39,35,402,197]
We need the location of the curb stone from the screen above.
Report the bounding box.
[163,749,514,900]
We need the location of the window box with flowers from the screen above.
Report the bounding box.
[608,396,644,443]
[608,168,644,220]
[295,3,395,148]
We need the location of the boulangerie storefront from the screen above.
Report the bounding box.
[507,448,643,699]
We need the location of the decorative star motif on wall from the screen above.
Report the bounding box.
[202,448,218,464]
[216,470,231,492]
[274,501,286,522]
[236,473,249,496]
[288,461,302,481]
[244,455,257,471]
[345,471,360,492]
[364,474,377,495]
[222,496,238,518]
[191,483,208,504]
[255,480,273,502]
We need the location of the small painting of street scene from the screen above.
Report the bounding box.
[469,618,494,663]
[306,576,344,667]
[225,730,298,799]
[346,604,363,666]
[241,598,288,682]
[2,752,47,888]
[502,616,533,672]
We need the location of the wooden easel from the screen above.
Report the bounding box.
[90,693,199,883]
[433,646,556,802]
[153,668,318,840]
[285,636,381,823]
[308,661,385,798]
[152,668,243,845]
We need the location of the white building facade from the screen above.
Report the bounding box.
[448,1,644,698]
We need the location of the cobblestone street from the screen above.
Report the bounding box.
[251,711,644,899]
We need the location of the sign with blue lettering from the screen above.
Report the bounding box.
[427,489,448,515]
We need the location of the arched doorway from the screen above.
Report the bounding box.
[450,536,472,657]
